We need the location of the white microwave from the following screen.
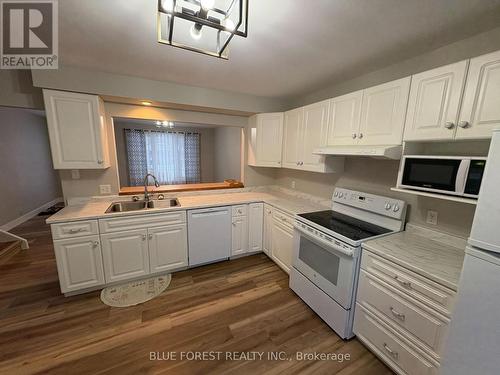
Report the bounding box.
[398,156,487,198]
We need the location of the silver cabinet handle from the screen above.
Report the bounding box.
[97,160,103,164]
[92,241,99,247]
[68,228,84,234]
[394,275,412,288]
[358,133,363,139]
[383,343,398,359]
[232,222,236,226]
[390,307,406,321]
[148,234,153,240]
[352,133,357,139]
[142,234,147,240]
[458,121,470,128]
[238,209,242,214]
[444,122,455,129]
[132,195,140,202]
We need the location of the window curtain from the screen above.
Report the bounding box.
[124,129,201,186]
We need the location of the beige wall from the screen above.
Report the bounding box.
[275,159,476,237]
[113,121,216,186]
[0,71,44,110]
[0,107,62,227]
[213,127,242,181]
[31,66,289,114]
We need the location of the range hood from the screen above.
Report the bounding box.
[313,145,402,160]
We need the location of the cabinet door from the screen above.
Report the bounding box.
[101,229,149,283]
[43,89,108,169]
[271,220,294,274]
[282,107,303,169]
[248,203,264,252]
[327,91,363,146]
[231,215,248,256]
[404,61,468,141]
[263,205,273,255]
[256,113,284,167]
[149,224,188,273]
[457,50,500,139]
[359,77,411,145]
[53,235,105,293]
[300,100,331,172]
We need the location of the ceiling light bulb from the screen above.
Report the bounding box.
[200,0,215,10]
[141,101,152,106]
[161,0,174,12]
[190,24,202,40]
[224,18,235,31]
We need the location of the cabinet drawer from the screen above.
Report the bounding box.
[99,211,186,233]
[358,270,449,355]
[361,251,456,316]
[272,209,294,229]
[232,205,248,217]
[354,303,439,375]
[51,220,99,240]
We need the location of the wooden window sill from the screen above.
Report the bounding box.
[119,180,244,196]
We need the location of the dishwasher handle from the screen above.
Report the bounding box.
[190,207,230,218]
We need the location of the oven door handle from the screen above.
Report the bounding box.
[295,224,354,258]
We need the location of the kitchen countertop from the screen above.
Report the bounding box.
[46,188,330,224]
[362,224,466,291]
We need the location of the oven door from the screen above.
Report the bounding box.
[293,227,358,309]
[400,157,468,195]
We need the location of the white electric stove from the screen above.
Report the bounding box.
[289,188,406,339]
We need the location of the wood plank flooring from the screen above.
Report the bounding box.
[0,215,393,374]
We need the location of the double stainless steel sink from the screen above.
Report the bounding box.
[105,199,180,213]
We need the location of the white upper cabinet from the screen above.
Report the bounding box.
[43,89,109,169]
[404,61,468,141]
[327,91,363,146]
[301,100,330,171]
[282,107,303,169]
[457,50,500,139]
[248,113,284,167]
[358,77,411,145]
[282,101,343,173]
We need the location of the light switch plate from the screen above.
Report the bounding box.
[426,210,438,225]
[99,184,112,195]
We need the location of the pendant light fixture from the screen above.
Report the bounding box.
[157,0,248,59]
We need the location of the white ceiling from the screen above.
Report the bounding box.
[59,0,500,99]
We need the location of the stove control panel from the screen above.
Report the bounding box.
[332,188,406,220]
[295,221,354,253]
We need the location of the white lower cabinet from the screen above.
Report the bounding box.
[263,204,273,255]
[53,235,105,293]
[101,229,150,283]
[231,203,263,256]
[231,215,248,256]
[149,224,188,273]
[270,209,294,273]
[355,249,455,375]
[248,203,264,252]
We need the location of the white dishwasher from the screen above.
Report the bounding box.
[187,206,231,266]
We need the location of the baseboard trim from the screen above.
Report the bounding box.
[0,197,63,232]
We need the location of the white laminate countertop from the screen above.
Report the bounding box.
[362,224,466,291]
[46,189,330,224]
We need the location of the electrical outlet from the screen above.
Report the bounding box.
[291,180,296,189]
[99,184,112,195]
[71,170,80,179]
[426,210,438,225]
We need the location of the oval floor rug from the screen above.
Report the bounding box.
[100,274,172,307]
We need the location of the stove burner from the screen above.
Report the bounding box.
[298,210,391,241]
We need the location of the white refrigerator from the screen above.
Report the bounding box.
[441,128,500,375]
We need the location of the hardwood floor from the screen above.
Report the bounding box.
[0,215,392,374]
